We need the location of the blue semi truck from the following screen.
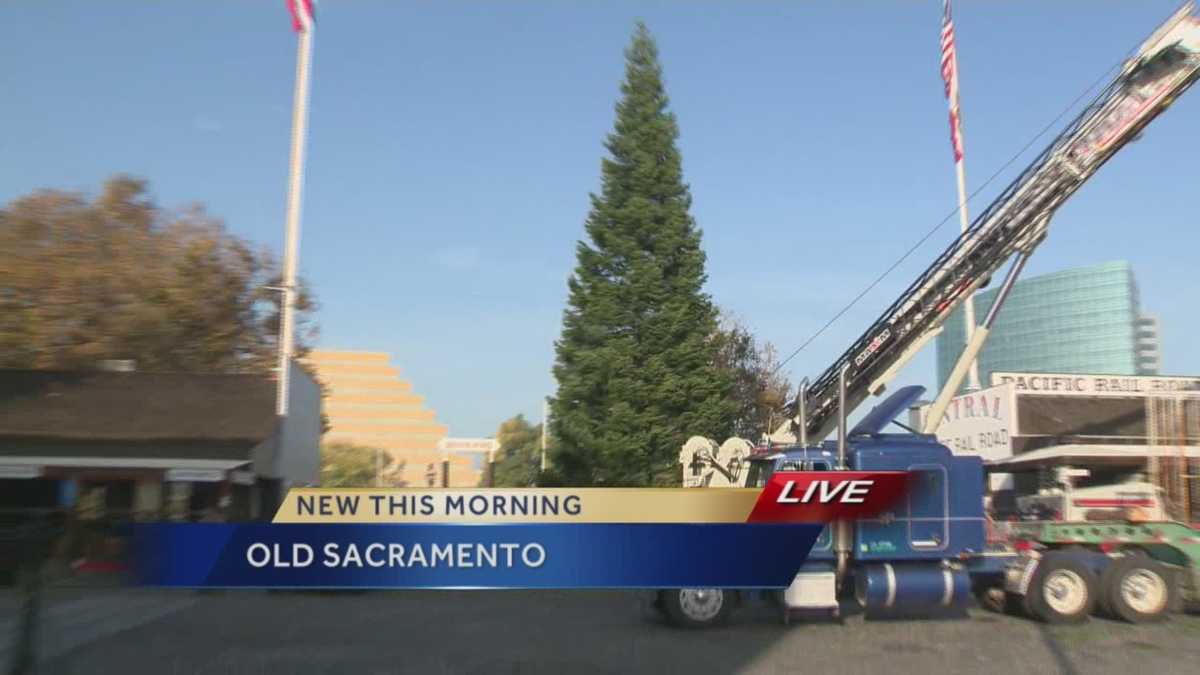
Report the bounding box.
[654,3,1200,629]
[656,385,1014,627]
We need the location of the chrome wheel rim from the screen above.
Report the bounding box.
[1043,570,1087,615]
[1121,569,1167,615]
[678,588,724,622]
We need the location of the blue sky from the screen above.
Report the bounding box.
[3,2,1198,437]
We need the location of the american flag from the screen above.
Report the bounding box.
[287,0,316,33]
[941,0,965,162]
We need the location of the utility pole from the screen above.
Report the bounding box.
[277,2,316,416]
[487,439,497,488]
[540,399,549,472]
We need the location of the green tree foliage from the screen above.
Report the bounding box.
[490,414,544,487]
[550,24,734,487]
[713,311,794,440]
[0,175,317,373]
[320,442,393,488]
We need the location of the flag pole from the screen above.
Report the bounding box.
[942,0,981,392]
[955,154,982,391]
[277,20,315,416]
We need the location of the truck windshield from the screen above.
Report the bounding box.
[746,458,831,487]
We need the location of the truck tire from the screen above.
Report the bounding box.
[1003,591,1026,616]
[1101,555,1174,624]
[1027,553,1097,624]
[662,588,733,629]
[640,591,667,622]
[1096,551,1139,618]
[974,586,1006,614]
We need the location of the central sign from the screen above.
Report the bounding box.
[922,383,1014,491]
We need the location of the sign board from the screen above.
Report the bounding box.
[0,465,41,479]
[438,437,499,458]
[164,469,225,483]
[921,384,1015,491]
[991,372,1200,397]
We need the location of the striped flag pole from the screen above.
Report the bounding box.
[277,0,317,416]
[941,0,981,391]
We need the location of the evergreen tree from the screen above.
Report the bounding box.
[550,24,733,487]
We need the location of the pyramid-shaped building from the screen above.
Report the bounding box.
[303,350,479,486]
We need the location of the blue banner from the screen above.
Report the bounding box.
[130,523,823,589]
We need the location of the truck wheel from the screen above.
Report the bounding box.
[1027,554,1097,624]
[1103,556,1174,624]
[974,586,1006,613]
[641,591,667,621]
[662,588,733,629]
[1004,591,1027,616]
[1097,551,1140,618]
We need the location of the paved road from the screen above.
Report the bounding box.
[6,589,1200,674]
[1,587,195,669]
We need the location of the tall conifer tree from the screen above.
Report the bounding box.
[550,24,733,486]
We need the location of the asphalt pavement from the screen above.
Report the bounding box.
[4,588,1200,674]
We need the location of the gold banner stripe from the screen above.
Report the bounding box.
[273,488,763,523]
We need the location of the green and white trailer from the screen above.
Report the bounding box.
[1002,517,1200,624]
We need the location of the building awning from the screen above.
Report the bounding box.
[987,444,1200,472]
[0,456,252,481]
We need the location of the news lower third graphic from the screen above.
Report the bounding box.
[130,472,908,589]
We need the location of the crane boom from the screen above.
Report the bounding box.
[790,4,1200,443]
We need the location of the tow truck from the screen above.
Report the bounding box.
[654,3,1200,628]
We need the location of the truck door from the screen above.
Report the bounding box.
[908,463,948,550]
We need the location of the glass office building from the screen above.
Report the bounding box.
[935,261,1160,392]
